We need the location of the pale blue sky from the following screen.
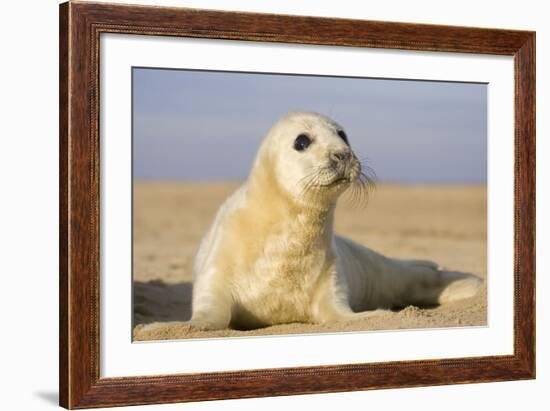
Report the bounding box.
[133,68,487,184]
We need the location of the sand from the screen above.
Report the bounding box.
[133,182,487,341]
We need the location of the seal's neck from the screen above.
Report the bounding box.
[246,154,336,241]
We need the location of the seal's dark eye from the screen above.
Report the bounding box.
[337,130,349,145]
[294,134,312,152]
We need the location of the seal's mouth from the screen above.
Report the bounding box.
[301,159,361,191]
[327,177,348,186]
[318,176,351,188]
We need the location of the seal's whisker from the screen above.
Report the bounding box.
[341,164,376,209]
[297,167,323,199]
[342,179,365,209]
[297,164,342,199]
[337,155,376,209]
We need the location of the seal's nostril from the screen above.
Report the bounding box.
[332,151,351,162]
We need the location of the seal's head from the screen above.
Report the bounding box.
[251,112,370,208]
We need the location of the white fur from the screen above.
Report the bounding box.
[164,112,482,331]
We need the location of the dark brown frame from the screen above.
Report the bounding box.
[59,1,536,409]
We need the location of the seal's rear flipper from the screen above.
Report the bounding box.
[393,260,483,308]
[437,271,483,304]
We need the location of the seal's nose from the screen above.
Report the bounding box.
[330,150,351,163]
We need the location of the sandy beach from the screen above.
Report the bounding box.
[133,182,487,341]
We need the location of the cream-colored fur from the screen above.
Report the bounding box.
[152,112,482,332]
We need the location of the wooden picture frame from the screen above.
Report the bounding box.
[59,1,535,408]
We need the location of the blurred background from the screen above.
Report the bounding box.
[133,68,487,184]
[132,68,488,337]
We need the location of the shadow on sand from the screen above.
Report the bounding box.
[133,280,193,327]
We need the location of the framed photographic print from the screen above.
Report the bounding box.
[59,1,535,408]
